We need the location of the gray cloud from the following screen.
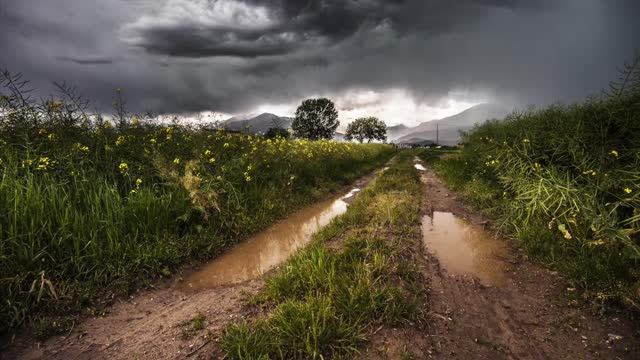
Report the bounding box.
[56,56,117,65]
[1,0,639,117]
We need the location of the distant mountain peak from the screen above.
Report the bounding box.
[223,113,292,134]
[395,103,511,146]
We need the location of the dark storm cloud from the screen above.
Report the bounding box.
[122,0,535,58]
[1,0,639,116]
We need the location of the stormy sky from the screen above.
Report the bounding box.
[1,0,639,125]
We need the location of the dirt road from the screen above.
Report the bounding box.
[4,161,638,359]
[361,160,638,359]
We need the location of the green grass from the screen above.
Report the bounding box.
[220,153,426,359]
[417,57,640,312]
[0,74,396,334]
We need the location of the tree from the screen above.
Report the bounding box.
[344,117,387,143]
[265,127,290,139]
[291,98,339,140]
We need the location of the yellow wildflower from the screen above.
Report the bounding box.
[610,150,619,157]
[173,158,180,165]
[209,157,216,164]
[624,188,633,194]
[115,136,126,146]
[136,178,143,186]
[119,162,129,174]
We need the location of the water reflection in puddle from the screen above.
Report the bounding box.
[422,212,508,286]
[183,190,356,291]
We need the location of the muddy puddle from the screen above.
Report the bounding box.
[183,190,359,291]
[422,211,508,286]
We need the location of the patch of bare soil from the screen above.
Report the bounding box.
[4,276,262,360]
[2,166,385,360]
[363,160,639,359]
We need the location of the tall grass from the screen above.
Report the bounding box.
[0,71,395,333]
[221,154,426,359]
[422,56,640,311]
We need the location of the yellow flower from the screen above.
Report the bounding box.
[73,143,89,153]
[247,165,253,171]
[204,149,212,156]
[624,188,632,194]
[245,176,252,182]
[150,138,157,144]
[209,157,216,164]
[38,128,47,136]
[136,178,143,185]
[223,142,230,148]
[115,135,126,146]
[166,134,172,140]
[610,150,619,157]
[173,158,180,165]
[522,138,530,143]
[129,189,137,195]
[47,133,58,141]
[119,162,129,174]
[216,175,222,181]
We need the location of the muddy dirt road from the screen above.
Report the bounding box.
[4,160,639,360]
[362,159,638,359]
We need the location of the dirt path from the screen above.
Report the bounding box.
[3,170,383,360]
[403,160,639,359]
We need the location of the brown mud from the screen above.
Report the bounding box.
[2,170,381,360]
[361,159,639,359]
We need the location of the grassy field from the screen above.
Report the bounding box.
[0,82,395,334]
[418,63,640,311]
[221,153,426,359]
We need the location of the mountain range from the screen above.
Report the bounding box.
[393,103,511,146]
[222,103,511,145]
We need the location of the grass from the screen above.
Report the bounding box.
[0,71,396,334]
[220,153,426,359]
[417,56,640,312]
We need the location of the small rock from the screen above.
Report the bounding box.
[608,334,623,342]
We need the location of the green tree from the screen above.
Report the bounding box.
[344,117,387,143]
[265,127,290,139]
[291,98,339,140]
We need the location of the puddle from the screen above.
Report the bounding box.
[343,188,361,199]
[422,212,508,286]
[183,190,357,291]
[414,164,426,171]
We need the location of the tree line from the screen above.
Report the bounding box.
[289,97,387,143]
